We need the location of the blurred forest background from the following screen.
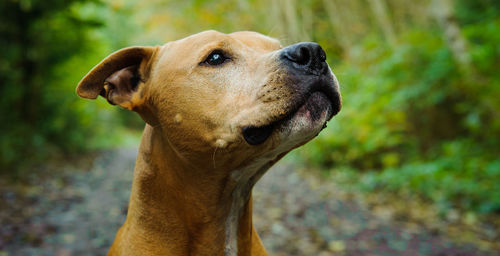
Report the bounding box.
[1,0,500,253]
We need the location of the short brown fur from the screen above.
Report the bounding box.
[77,30,340,256]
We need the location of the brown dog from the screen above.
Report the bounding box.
[77,30,341,256]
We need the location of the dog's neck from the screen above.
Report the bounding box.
[117,124,268,256]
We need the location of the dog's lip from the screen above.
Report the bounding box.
[271,76,340,125]
[242,76,340,145]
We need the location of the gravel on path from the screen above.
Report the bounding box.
[0,149,496,255]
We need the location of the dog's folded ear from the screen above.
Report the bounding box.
[76,46,158,110]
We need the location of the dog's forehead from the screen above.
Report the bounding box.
[166,30,281,53]
[229,31,282,51]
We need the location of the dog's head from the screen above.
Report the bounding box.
[77,30,341,170]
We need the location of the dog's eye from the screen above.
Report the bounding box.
[203,50,229,66]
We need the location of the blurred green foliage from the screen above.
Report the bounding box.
[0,0,143,175]
[298,0,500,214]
[1,0,498,215]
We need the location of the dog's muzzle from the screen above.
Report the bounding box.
[242,43,341,146]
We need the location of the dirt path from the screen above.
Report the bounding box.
[0,149,497,255]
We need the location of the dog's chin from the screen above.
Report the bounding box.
[290,91,333,124]
[277,91,333,139]
[242,91,338,146]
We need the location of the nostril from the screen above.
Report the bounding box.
[281,42,327,73]
[283,45,312,66]
[296,46,311,65]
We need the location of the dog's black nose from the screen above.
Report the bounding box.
[281,42,328,75]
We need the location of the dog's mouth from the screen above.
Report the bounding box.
[242,77,341,145]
